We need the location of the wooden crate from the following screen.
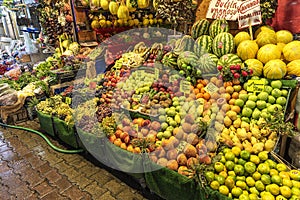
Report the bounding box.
[50,81,73,96]
[78,30,97,42]
[7,106,28,124]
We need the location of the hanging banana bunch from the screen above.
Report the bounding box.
[137,0,149,9]
[100,0,110,10]
[126,0,138,12]
[109,0,119,15]
[118,0,130,20]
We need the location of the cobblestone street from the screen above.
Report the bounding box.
[0,120,158,200]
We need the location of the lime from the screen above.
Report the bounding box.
[252,171,262,181]
[225,151,236,161]
[280,186,292,198]
[246,177,256,187]
[232,146,242,157]
[261,174,272,185]
[245,162,257,174]
[249,187,260,195]
[271,174,283,185]
[232,187,243,197]
[210,180,220,190]
[255,180,265,191]
[219,185,230,196]
[277,163,288,172]
[258,163,271,174]
[250,155,260,165]
[205,171,215,183]
[282,179,293,188]
[215,174,225,185]
[236,180,247,190]
[234,164,245,176]
[225,160,235,171]
[269,184,280,196]
[258,151,269,161]
[240,150,251,160]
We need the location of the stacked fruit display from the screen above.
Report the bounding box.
[206,147,300,200]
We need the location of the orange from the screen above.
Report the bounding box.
[201,88,206,93]
[231,92,239,99]
[194,88,200,95]
[196,93,203,99]
[233,79,241,85]
[201,79,209,86]
[197,83,204,89]
[239,90,248,94]
[231,105,241,113]
[203,93,211,100]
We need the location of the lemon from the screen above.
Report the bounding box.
[270,169,279,176]
[210,180,220,190]
[219,185,230,196]
[246,177,256,187]
[232,146,242,156]
[232,187,243,197]
[280,186,292,198]
[277,163,288,172]
[269,184,280,196]
[282,179,293,188]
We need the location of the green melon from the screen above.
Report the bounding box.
[191,19,210,39]
[194,35,213,57]
[209,19,229,38]
[217,53,242,68]
[212,32,235,57]
[197,53,219,74]
[173,35,195,55]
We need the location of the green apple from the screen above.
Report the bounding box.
[239,93,249,102]
[261,78,269,85]
[157,132,164,140]
[161,122,169,130]
[256,100,267,110]
[242,117,250,123]
[163,130,172,139]
[245,100,256,109]
[268,95,276,104]
[248,94,258,102]
[257,92,269,101]
[264,86,273,94]
[233,85,242,92]
[252,108,261,120]
[172,96,179,102]
[261,112,270,119]
[270,80,282,89]
[242,107,253,118]
[235,99,245,107]
[271,88,282,98]
[159,115,167,122]
[276,97,287,106]
[281,89,289,97]
[243,82,248,90]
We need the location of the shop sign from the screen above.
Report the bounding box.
[206,0,239,20]
[247,79,266,93]
[237,0,262,29]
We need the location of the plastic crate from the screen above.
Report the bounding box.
[36,111,55,137]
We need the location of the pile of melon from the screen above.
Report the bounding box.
[235,26,300,79]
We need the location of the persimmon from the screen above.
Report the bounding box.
[231,92,239,99]
[194,88,200,94]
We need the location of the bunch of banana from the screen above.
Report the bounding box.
[149,42,163,55]
[133,42,150,59]
[114,52,145,68]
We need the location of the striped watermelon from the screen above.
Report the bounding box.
[217,54,242,68]
[173,35,195,55]
[209,19,229,38]
[177,51,199,69]
[194,35,213,57]
[212,32,234,57]
[196,53,219,74]
[191,19,210,39]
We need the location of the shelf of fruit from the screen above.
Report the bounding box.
[42,17,300,200]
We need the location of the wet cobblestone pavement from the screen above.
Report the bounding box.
[0,120,159,200]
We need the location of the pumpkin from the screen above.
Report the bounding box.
[234,31,251,47]
[257,44,281,64]
[255,30,277,47]
[254,26,274,38]
[287,59,300,76]
[237,40,259,61]
[283,41,300,61]
[263,59,287,79]
[242,59,264,77]
[276,30,293,44]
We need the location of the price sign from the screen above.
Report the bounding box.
[180,80,191,94]
[237,0,262,29]
[176,141,188,153]
[204,82,219,94]
[247,80,266,93]
[132,94,142,102]
[132,124,139,132]
[65,97,72,105]
[206,0,239,20]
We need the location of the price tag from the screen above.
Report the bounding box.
[154,68,160,79]
[176,141,188,153]
[115,70,120,77]
[247,80,266,93]
[204,82,219,94]
[180,80,191,94]
[65,97,72,105]
[169,74,179,83]
[132,94,142,102]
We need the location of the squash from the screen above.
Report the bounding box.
[287,59,300,76]
[276,30,293,44]
[283,41,300,61]
[263,59,287,79]
[257,44,281,64]
[234,31,251,47]
[237,40,259,61]
[242,59,264,77]
[255,30,277,47]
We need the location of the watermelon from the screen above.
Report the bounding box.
[162,52,178,70]
[194,35,213,57]
[196,53,219,75]
[191,19,210,39]
[217,54,242,68]
[209,19,229,38]
[212,32,234,57]
[173,35,195,55]
[177,51,199,68]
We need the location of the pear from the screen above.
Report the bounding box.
[224,116,233,127]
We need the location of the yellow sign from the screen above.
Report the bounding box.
[247,80,266,93]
